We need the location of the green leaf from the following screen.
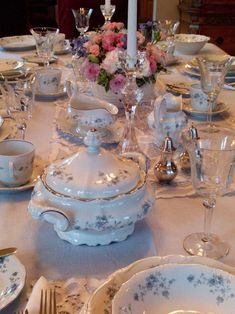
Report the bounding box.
[88,54,100,64]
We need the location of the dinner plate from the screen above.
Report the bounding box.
[112,263,235,314]
[0,157,46,193]
[35,85,68,101]
[0,35,36,51]
[0,255,26,310]
[56,110,124,144]
[0,59,23,73]
[84,255,235,314]
[182,99,229,119]
[23,54,57,65]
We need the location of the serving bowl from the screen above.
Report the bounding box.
[112,263,235,314]
[175,34,210,55]
[28,130,155,246]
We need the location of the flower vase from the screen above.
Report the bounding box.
[91,82,156,109]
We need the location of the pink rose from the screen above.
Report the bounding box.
[137,31,145,46]
[109,74,126,93]
[148,55,157,74]
[89,44,100,56]
[82,60,100,81]
[103,22,124,31]
[91,33,102,44]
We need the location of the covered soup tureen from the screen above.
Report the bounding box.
[28,130,155,246]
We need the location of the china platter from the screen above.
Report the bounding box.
[0,255,26,310]
[35,85,68,101]
[0,157,46,193]
[0,59,23,73]
[182,99,229,119]
[84,255,235,314]
[56,110,124,144]
[0,35,36,51]
[112,263,235,314]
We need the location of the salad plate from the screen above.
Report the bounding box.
[0,35,35,51]
[35,85,68,101]
[23,54,57,65]
[112,263,235,314]
[182,99,229,119]
[0,255,26,310]
[56,110,124,144]
[0,59,23,73]
[84,255,235,314]
[0,157,46,193]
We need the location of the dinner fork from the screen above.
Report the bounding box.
[39,289,57,314]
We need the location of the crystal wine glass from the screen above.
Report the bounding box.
[117,51,146,154]
[100,5,116,26]
[72,8,93,38]
[156,19,179,54]
[1,76,35,139]
[182,125,235,259]
[197,55,234,126]
[30,27,59,67]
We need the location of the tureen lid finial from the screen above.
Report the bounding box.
[161,133,176,153]
[84,129,101,154]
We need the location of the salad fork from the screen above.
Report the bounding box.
[39,289,57,314]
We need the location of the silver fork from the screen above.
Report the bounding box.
[39,289,57,314]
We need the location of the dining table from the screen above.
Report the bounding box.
[1,41,235,313]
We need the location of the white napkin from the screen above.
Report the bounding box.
[25,276,51,314]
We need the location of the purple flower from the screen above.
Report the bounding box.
[83,60,100,81]
[109,74,126,93]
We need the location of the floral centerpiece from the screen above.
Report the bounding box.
[73,22,166,106]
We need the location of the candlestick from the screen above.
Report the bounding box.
[152,0,157,21]
[105,0,111,11]
[127,0,137,63]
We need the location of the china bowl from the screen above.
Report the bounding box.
[112,263,235,314]
[175,34,210,55]
[28,130,155,246]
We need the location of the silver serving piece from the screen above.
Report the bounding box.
[154,134,178,183]
[180,124,199,172]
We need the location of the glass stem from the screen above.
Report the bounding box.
[207,95,214,126]
[202,197,216,242]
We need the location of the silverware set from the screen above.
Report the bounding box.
[15,289,57,314]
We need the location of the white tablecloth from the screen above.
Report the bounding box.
[1,43,235,313]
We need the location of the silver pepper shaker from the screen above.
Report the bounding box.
[180,124,200,171]
[154,134,178,183]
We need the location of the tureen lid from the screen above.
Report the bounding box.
[44,130,141,199]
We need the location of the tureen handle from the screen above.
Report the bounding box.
[121,152,147,173]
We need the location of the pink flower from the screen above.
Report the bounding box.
[103,22,124,31]
[89,44,100,56]
[148,55,157,74]
[137,31,145,46]
[91,33,102,44]
[109,74,126,93]
[102,31,116,51]
[82,60,100,81]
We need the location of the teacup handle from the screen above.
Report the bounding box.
[8,161,15,178]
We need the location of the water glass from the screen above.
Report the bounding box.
[72,8,93,37]
[100,5,116,25]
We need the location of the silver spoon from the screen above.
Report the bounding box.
[0,247,17,258]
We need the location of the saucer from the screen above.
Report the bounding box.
[183,99,229,119]
[35,85,68,101]
[56,110,124,144]
[0,157,46,193]
[0,255,26,310]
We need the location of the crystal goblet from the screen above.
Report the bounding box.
[72,8,93,37]
[30,27,59,67]
[100,5,116,26]
[156,19,179,54]
[182,125,235,259]
[197,55,234,126]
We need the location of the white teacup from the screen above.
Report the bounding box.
[0,140,35,187]
[190,83,216,112]
[35,68,62,94]
[53,33,66,52]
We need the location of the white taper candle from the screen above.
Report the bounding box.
[152,0,157,21]
[127,0,137,62]
[105,0,111,11]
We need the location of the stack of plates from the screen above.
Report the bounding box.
[83,255,235,314]
[0,35,35,51]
